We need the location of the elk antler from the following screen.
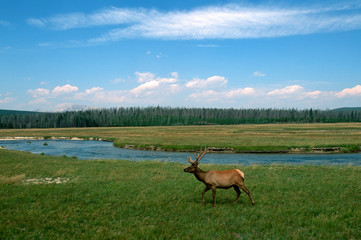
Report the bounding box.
[186,156,195,164]
[186,146,209,165]
[195,146,209,163]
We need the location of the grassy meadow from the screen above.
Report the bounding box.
[1,122,361,152]
[1,149,361,239]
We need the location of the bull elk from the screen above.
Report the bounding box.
[184,147,255,206]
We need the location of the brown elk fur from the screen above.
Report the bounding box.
[184,147,255,206]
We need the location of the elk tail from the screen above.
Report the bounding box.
[236,169,245,179]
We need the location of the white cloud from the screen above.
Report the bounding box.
[28,85,79,100]
[130,80,160,96]
[335,85,361,97]
[83,90,126,103]
[135,72,179,84]
[21,73,361,110]
[27,88,50,98]
[186,76,227,89]
[171,72,179,78]
[226,88,256,97]
[253,71,266,77]
[135,72,155,83]
[305,90,322,98]
[28,3,361,41]
[52,84,79,96]
[189,90,220,102]
[188,87,257,104]
[111,78,125,84]
[98,91,126,103]
[130,72,179,97]
[0,97,15,104]
[267,85,304,95]
[85,87,103,94]
[27,7,143,30]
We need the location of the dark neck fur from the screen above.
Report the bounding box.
[194,167,208,183]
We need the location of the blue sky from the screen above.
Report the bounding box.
[1,0,361,111]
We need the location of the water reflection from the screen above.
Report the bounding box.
[1,140,360,166]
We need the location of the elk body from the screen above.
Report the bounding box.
[184,147,255,206]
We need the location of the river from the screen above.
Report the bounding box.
[1,139,360,166]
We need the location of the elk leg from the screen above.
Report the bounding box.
[211,186,217,207]
[233,186,241,204]
[239,184,255,205]
[202,186,210,204]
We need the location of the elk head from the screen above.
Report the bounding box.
[184,147,209,173]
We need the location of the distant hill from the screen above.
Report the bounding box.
[332,107,361,111]
[0,109,39,115]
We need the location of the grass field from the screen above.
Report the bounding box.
[1,149,360,239]
[1,123,361,153]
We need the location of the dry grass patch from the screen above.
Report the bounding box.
[0,174,25,184]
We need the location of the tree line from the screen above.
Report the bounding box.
[0,107,361,129]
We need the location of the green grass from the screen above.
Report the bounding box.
[1,123,361,152]
[1,149,360,239]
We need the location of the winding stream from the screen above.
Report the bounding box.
[1,139,361,166]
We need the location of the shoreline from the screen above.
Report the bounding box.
[1,136,359,154]
[0,136,106,141]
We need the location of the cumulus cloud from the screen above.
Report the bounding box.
[335,85,361,97]
[267,85,304,95]
[73,87,105,100]
[27,88,50,98]
[130,81,160,96]
[185,83,361,108]
[0,97,15,104]
[305,90,323,98]
[52,84,79,96]
[135,72,155,83]
[23,73,361,110]
[130,72,179,96]
[27,84,79,103]
[28,3,361,42]
[171,72,179,78]
[189,90,219,102]
[226,88,256,97]
[188,87,257,103]
[85,87,104,94]
[186,76,227,89]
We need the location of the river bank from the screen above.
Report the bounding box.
[0,136,106,141]
[120,143,359,154]
[1,136,360,154]
[1,123,360,154]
